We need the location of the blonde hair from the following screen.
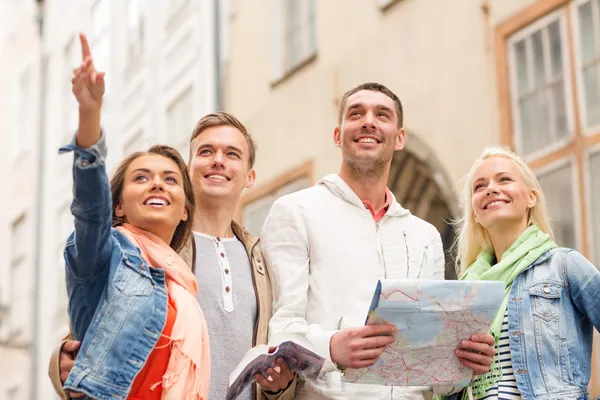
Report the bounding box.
[454,147,554,273]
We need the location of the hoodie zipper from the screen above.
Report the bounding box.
[376,222,387,278]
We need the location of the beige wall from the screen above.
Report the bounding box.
[225,0,506,192]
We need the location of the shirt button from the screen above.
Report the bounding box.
[81,159,89,167]
[225,269,229,274]
[225,286,230,293]
[220,253,225,258]
[216,237,221,242]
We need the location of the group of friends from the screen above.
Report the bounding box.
[46,33,600,400]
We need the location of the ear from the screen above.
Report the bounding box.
[245,169,256,189]
[333,126,342,148]
[181,207,189,222]
[527,190,537,209]
[115,202,125,217]
[395,128,405,151]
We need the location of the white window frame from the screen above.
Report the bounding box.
[584,142,600,264]
[571,0,600,135]
[535,156,582,250]
[507,9,575,162]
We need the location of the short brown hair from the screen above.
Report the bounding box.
[338,82,404,128]
[188,112,257,168]
[110,145,195,253]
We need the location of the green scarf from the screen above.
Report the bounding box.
[436,224,557,400]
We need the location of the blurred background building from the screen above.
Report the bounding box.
[0,0,598,398]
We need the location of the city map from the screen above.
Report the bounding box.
[343,279,504,387]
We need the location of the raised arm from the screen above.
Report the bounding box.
[60,33,112,280]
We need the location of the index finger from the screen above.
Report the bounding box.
[363,323,398,337]
[79,32,91,60]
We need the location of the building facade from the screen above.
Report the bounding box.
[224,0,600,396]
[0,0,222,398]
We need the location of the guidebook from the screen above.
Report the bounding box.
[226,333,325,400]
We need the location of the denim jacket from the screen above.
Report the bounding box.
[448,247,600,400]
[59,135,169,400]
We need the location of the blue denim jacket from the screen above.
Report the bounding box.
[448,247,600,400]
[59,136,169,400]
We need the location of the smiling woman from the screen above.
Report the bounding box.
[444,147,600,400]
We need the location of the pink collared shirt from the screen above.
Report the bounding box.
[361,188,393,222]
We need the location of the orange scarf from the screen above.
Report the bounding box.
[117,224,210,400]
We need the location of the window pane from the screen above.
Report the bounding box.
[590,151,600,264]
[515,39,529,96]
[512,16,569,156]
[550,81,568,138]
[548,20,563,77]
[519,96,535,154]
[578,1,597,64]
[537,164,577,249]
[532,30,546,87]
[583,64,600,127]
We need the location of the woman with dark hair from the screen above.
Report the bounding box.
[59,33,209,400]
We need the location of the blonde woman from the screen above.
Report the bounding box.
[447,148,600,400]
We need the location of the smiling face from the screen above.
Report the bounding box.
[114,154,189,240]
[471,156,537,233]
[189,125,255,203]
[334,90,404,174]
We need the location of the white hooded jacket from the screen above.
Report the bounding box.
[261,174,446,399]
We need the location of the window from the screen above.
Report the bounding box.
[166,87,194,157]
[241,163,312,236]
[575,0,600,131]
[537,161,578,249]
[126,0,144,59]
[13,67,31,159]
[589,149,600,264]
[272,0,317,79]
[509,14,571,158]
[123,130,147,156]
[10,216,28,333]
[499,1,600,260]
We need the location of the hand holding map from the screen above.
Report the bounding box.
[342,279,504,388]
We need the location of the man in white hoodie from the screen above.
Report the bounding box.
[260,82,496,399]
